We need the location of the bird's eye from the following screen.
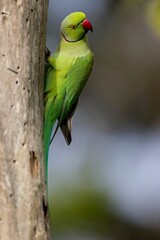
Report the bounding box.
[70,25,76,29]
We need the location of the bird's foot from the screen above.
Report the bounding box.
[45,47,51,63]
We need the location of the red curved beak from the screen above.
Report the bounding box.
[82,18,93,32]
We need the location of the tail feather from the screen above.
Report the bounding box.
[44,118,55,175]
[44,97,57,176]
[60,98,79,145]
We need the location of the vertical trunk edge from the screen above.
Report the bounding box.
[0,1,50,240]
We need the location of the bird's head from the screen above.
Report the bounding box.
[60,12,93,42]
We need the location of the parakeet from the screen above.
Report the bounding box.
[44,12,94,170]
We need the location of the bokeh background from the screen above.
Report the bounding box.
[46,1,160,239]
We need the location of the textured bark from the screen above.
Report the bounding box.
[0,1,50,240]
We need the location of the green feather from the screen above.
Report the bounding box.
[44,12,94,176]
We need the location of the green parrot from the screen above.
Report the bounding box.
[44,12,94,171]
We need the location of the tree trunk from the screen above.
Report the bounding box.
[0,1,50,240]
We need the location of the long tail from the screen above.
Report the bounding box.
[44,99,56,179]
[44,121,53,175]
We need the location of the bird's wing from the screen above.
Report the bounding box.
[60,98,78,145]
[54,53,94,144]
[44,52,93,161]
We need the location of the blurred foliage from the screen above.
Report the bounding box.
[87,0,160,129]
[48,0,160,239]
[49,158,160,240]
[122,0,146,5]
[49,187,160,240]
[147,0,160,36]
[49,189,109,236]
[109,0,146,10]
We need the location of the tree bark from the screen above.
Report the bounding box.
[0,1,50,240]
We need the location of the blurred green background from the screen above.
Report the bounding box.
[46,0,160,239]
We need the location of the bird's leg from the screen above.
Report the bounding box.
[45,47,51,63]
